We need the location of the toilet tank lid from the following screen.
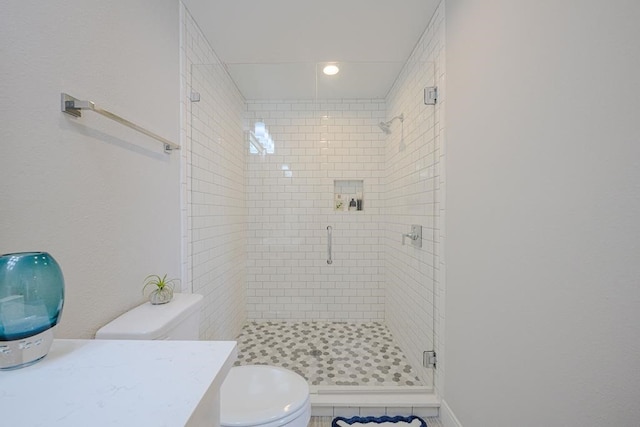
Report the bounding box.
[95,293,203,340]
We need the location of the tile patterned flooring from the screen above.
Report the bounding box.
[234,321,424,387]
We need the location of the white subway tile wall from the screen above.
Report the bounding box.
[245,100,386,320]
[180,4,247,340]
[384,1,445,391]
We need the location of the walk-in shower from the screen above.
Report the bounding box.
[186,57,442,415]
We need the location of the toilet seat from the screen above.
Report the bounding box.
[220,365,311,427]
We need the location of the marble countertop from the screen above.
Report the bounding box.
[0,339,237,427]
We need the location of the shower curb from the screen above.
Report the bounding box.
[309,387,440,418]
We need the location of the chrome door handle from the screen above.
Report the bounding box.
[327,226,333,264]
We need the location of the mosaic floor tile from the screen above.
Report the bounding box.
[234,321,424,387]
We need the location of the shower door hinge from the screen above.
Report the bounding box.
[423,350,437,369]
[424,86,438,105]
[190,91,201,102]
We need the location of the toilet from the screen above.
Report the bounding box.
[95,293,311,427]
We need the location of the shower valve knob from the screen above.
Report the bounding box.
[402,225,423,248]
[402,233,418,245]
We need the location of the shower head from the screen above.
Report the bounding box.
[378,122,392,134]
[378,113,404,134]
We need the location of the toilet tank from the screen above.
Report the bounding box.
[95,293,203,340]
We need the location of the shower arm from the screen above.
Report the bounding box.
[388,114,404,125]
[379,113,405,134]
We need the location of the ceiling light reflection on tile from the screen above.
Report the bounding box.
[322,64,340,75]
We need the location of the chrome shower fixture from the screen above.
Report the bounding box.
[378,113,404,134]
[378,122,392,134]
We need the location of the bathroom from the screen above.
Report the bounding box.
[1,1,639,426]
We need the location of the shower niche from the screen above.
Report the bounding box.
[334,180,363,212]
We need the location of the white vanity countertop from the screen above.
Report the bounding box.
[0,339,237,427]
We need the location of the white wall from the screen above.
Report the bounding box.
[181,4,247,340]
[384,1,446,390]
[0,1,181,338]
[245,100,386,320]
[444,0,640,425]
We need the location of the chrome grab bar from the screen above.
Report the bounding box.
[326,226,333,265]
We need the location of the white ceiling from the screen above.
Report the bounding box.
[183,0,440,100]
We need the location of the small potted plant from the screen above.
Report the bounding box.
[143,274,178,305]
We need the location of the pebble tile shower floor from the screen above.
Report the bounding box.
[234,321,424,387]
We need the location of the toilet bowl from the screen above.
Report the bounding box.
[220,365,310,427]
[95,293,310,427]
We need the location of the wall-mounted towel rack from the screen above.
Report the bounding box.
[61,93,180,154]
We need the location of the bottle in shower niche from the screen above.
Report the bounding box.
[349,198,357,211]
[356,191,363,211]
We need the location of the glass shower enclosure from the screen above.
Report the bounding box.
[187,60,441,397]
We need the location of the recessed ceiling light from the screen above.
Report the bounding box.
[323,64,340,76]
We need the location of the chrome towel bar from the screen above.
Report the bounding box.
[61,93,180,154]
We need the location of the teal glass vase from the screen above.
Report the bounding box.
[0,252,65,370]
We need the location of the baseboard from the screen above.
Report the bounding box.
[440,400,462,427]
